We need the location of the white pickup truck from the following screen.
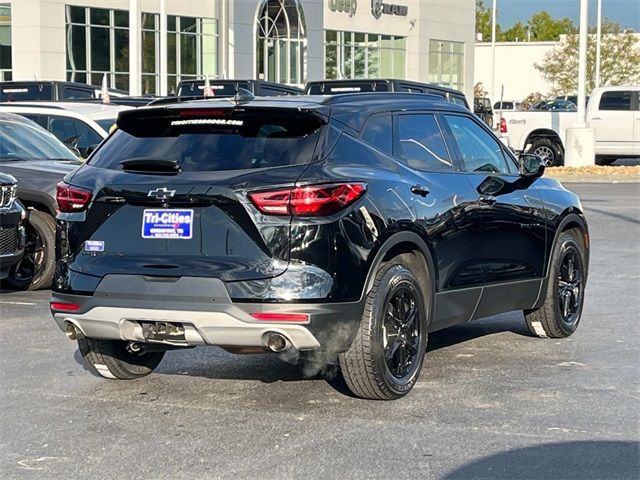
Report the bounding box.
[499,86,640,166]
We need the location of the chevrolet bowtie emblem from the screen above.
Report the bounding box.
[148,187,176,200]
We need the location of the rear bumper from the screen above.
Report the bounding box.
[51,274,363,352]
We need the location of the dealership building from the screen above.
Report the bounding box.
[0,0,475,99]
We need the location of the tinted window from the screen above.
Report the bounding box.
[259,86,288,96]
[63,86,94,99]
[47,116,103,151]
[444,115,513,174]
[306,82,390,94]
[494,102,514,110]
[398,84,424,93]
[361,114,392,155]
[451,95,469,108]
[599,91,632,111]
[90,112,323,172]
[178,81,250,97]
[0,118,77,161]
[0,84,53,101]
[394,114,452,172]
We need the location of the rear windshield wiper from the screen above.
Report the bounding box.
[120,158,182,174]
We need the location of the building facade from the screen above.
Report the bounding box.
[1,0,475,100]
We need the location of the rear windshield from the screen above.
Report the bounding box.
[178,81,250,97]
[89,110,323,171]
[0,84,53,101]
[306,82,390,94]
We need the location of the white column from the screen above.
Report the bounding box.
[490,0,497,100]
[565,0,594,166]
[128,0,141,96]
[595,0,602,88]
[159,0,167,96]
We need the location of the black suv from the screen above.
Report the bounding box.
[51,94,589,400]
[0,173,27,281]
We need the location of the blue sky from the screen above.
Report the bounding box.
[495,0,640,30]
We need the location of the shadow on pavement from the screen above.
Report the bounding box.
[443,440,640,480]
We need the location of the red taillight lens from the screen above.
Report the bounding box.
[250,313,309,323]
[249,183,366,216]
[500,117,507,133]
[50,302,81,311]
[56,182,92,212]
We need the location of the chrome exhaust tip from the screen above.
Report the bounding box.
[65,322,84,340]
[265,332,290,352]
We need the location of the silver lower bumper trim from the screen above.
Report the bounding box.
[53,306,321,351]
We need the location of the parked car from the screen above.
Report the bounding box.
[500,86,640,166]
[0,112,81,290]
[555,95,589,108]
[529,100,577,112]
[0,173,27,282]
[0,81,127,102]
[51,93,589,400]
[0,102,130,157]
[474,97,494,128]
[305,78,470,109]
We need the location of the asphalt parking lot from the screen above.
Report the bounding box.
[1,182,638,480]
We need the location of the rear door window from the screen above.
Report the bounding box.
[599,91,632,111]
[47,116,103,151]
[393,114,453,172]
[89,110,324,171]
[361,114,392,155]
[63,86,94,99]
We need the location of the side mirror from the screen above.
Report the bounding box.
[519,154,545,178]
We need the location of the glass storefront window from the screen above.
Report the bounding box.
[428,40,464,92]
[0,3,11,81]
[66,6,130,90]
[167,15,219,95]
[325,31,406,80]
[255,0,307,86]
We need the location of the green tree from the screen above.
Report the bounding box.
[535,20,640,96]
[528,11,575,41]
[500,21,528,42]
[476,0,500,42]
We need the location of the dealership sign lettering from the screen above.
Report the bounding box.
[371,0,408,19]
[328,0,357,17]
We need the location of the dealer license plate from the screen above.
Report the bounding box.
[141,209,194,239]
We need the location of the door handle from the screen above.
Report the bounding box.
[410,185,430,197]
[479,194,497,205]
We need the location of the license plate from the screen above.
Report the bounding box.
[141,209,193,239]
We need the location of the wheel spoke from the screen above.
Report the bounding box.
[385,336,402,361]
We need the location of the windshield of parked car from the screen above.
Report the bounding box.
[0,119,78,161]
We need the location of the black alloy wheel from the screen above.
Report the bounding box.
[556,246,583,327]
[383,285,422,379]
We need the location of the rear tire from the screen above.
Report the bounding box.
[528,138,563,167]
[339,262,429,400]
[77,338,165,379]
[524,230,586,338]
[3,210,55,291]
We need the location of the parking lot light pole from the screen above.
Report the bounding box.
[565,0,595,166]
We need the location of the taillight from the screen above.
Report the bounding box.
[500,117,507,133]
[248,183,366,216]
[56,182,92,212]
